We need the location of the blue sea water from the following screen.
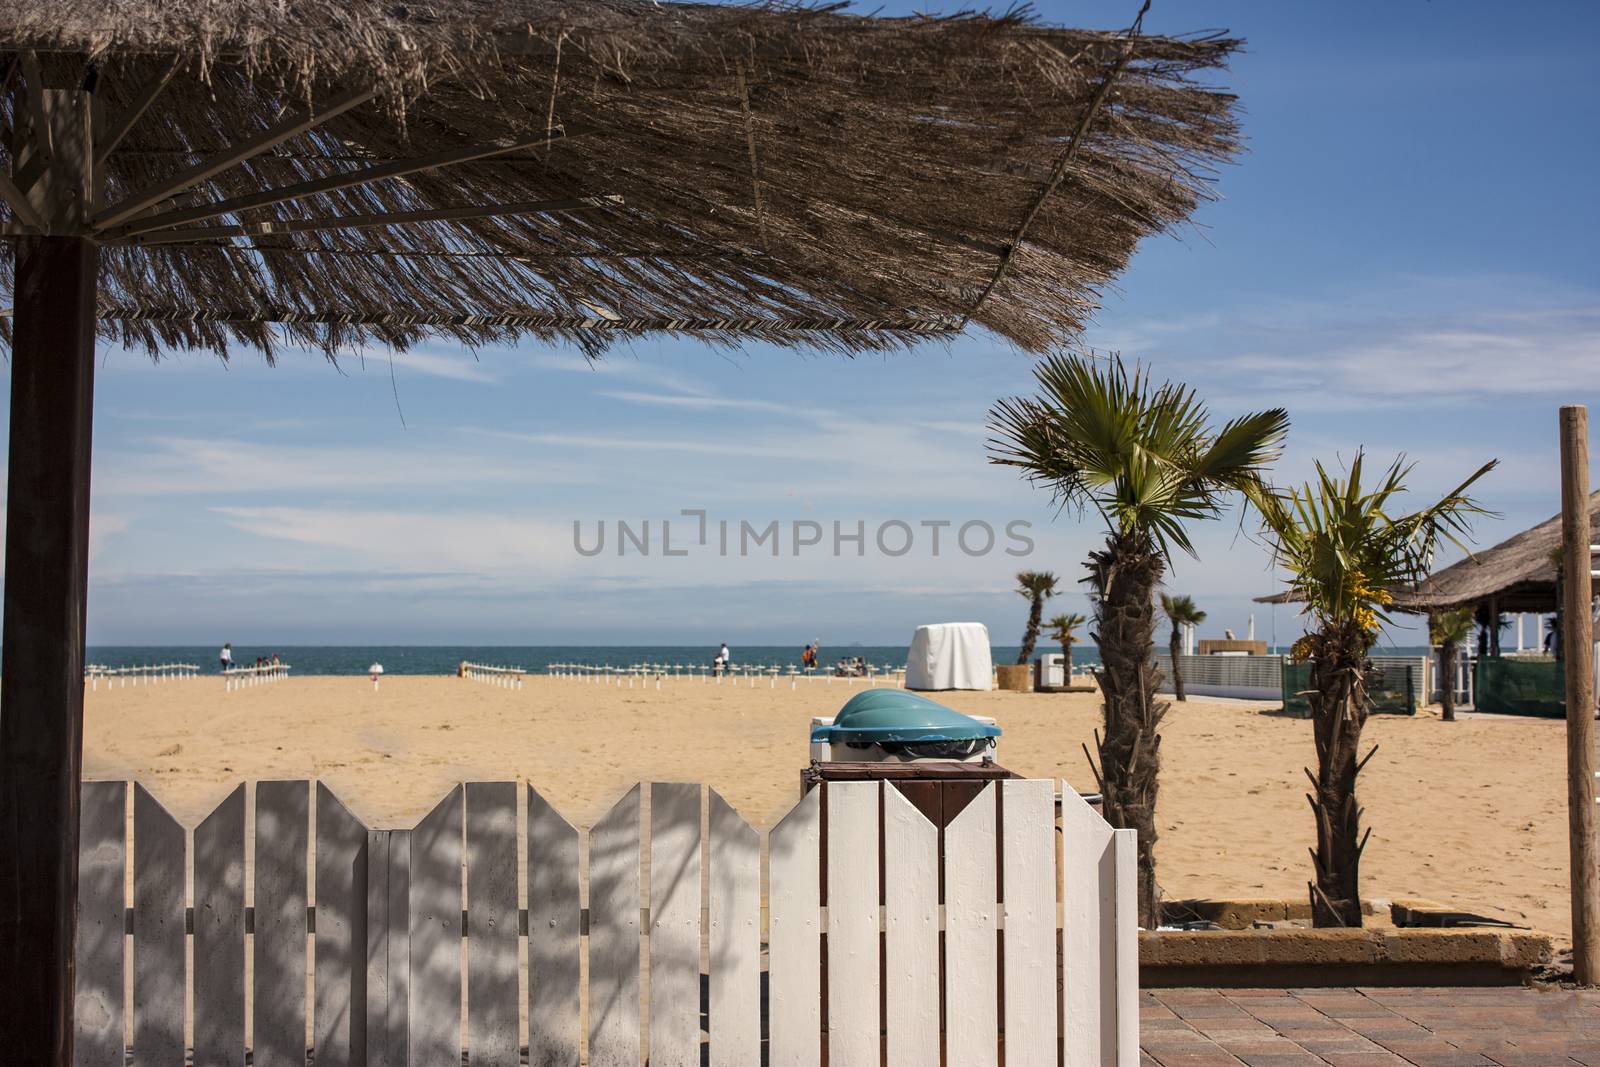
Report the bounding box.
[84,643,1435,676]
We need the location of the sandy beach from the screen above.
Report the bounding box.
[83,673,1573,946]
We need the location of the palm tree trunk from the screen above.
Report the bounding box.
[1018,595,1043,664]
[1305,622,1371,927]
[1168,627,1186,702]
[1086,533,1166,930]
[1438,639,1457,722]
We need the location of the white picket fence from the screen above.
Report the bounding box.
[223,663,292,691]
[73,777,1137,1067]
[461,662,526,689]
[548,662,909,690]
[84,663,200,689]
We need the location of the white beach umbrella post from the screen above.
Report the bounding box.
[369,662,384,692]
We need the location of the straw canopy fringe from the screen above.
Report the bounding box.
[0,0,1242,357]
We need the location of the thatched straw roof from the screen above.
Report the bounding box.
[0,0,1242,356]
[1255,491,1600,614]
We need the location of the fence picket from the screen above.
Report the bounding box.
[315,783,370,1067]
[375,832,414,1065]
[365,828,412,1067]
[707,790,759,1067]
[1061,783,1117,1067]
[195,783,247,1067]
[649,782,703,1067]
[467,782,520,1067]
[826,781,880,1067]
[410,785,464,1067]
[766,786,820,1067]
[883,785,938,1067]
[1001,779,1057,1067]
[74,780,126,1067]
[589,784,642,1067]
[944,783,998,1067]
[133,783,186,1067]
[1113,829,1139,1066]
[253,781,309,1067]
[527,785,581,1067]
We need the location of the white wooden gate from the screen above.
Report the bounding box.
[73,778,1137,1066]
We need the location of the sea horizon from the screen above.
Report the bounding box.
[83,642,1439,676]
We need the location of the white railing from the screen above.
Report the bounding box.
[460,662,526,689]
[84,663,200,690]
[74,776,1138,1067]
[1154,652,1283,700]
[222,663,290,691]
[546,660,907,690]
[1426,648,1475,706]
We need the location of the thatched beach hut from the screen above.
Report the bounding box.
[1388,491,1600,624]
[0,1,1244,1059]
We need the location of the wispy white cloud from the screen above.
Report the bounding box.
[356,348,499,384]
[1098,274,1600,411]
[96,435,590,497]
[596,390,797,416]
[212,506,575,573]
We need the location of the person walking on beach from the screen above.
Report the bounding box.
[219,642,232,673]
[801,643,817,670]
[718,642,731,677]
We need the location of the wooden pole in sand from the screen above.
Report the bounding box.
[1560,404,1599,984]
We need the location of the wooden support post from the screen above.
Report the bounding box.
[1489,594,1501,658]
[1560,404,1599,984]
[0,233,100,1067]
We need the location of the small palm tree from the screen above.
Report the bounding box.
[1014,571,1059,664]
[990,353,1289,928]
[1159,593,1207,701]
[1046,612,1088,675]
[1250,452,1494,926]
[1429,609,1475,723]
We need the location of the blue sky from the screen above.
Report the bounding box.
[16,0,1600,647]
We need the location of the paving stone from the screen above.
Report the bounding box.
[1318,1055,1413,1067]
[1150,1054,1249,1067]
[1234,1055,1328,1067]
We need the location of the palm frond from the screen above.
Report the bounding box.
[988,352,1290,558]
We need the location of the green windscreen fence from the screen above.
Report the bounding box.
[1474,657,1565,718]
[1282,660,1417,716]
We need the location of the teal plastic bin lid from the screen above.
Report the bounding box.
[810,689,1002,744]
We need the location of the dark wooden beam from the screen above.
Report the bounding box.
[92,56,181,170]
[18,52,52,168]
[0,234,100,1067]
[104,195,622,245]
[0,166,46,231]
[92,85,376,230]
[105,128,591,240]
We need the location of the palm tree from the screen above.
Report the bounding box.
[1014,571,1059,664]
[989,353,1289,928]
[1159,593,1207,701]
[1429,609,1475,723]
[1046,612,1088,676]
[1250,453,1494,927]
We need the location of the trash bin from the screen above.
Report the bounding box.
[802,689,1017,830]
[808,689,1000,763]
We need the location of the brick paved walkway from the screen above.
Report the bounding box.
[1142,988,1600,1067]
